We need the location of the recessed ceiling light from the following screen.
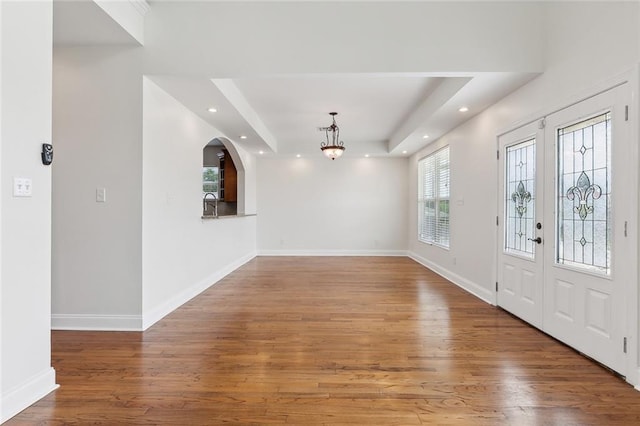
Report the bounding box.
[365,154,370,158]
[459,106,469,112]
[240,135,247,139]
[296,154,301,158]
[402,150,407,154]
[259,150,264,155]
[423,134,430,139]
[208,108,217,113]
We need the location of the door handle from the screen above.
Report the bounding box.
[528,237,542,244]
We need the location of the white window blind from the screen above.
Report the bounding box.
[418,146,450,247]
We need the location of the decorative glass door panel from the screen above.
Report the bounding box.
[497,123,544,329]
[505,139,536,257]
[556,112,611,275]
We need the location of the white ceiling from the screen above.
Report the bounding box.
[149,73,537,157]
[53,0,541,158]
[232,76,440,155]
[54,0,140,45]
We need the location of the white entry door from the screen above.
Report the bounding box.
[542,85,632,374]
[497,122,544,328]
[497,84,633,376]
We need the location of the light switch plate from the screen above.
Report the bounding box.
[13,177,32,197]
[96,188,106,203]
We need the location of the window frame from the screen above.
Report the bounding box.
[202,166,220,196]
[418,146,450,248]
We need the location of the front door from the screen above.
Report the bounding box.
[497,122,544,328]
[542,86,632,374]
[497,84,633,376]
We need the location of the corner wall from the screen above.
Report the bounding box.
[1,1,57,421]
[51,49,259,333]
[52,46,144,330]
[141,78,257,329]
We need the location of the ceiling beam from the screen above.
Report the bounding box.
[388,77,471,153]
[211,79,278,153]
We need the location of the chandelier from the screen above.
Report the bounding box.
[320,112,345,160]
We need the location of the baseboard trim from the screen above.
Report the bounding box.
[1,367,58,423]
[51,251,490,332]
[51,252,258,332]
[51,314,143,331]
[256,249,408,257]
[632,368,640,391]
[142,251,257,330]
[408,251,494,305]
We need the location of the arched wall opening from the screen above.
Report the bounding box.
[202,137,246,216]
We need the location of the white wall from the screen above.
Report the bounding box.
[141,78,257,329]
[145,1,544,76]
[408,118,497,301]
[243,150,257,215]
[0,1,57,422]
[257,156,408,254]
[52,46,144,330]
[408,3,640,305]
[235,143,257,215]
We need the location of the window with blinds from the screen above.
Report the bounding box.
[418,146,450,247]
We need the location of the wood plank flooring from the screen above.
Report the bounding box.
[8,256,640,425]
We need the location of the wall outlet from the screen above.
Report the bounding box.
[13,177,32,197]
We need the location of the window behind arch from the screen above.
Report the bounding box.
[203,166,219,196]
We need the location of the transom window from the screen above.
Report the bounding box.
[418,146,450,247]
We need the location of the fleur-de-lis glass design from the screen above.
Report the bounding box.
[566,171,602,220]
[557,111,610,273]
[511,181,531,218]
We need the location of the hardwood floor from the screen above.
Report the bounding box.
[8,256,640,425]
